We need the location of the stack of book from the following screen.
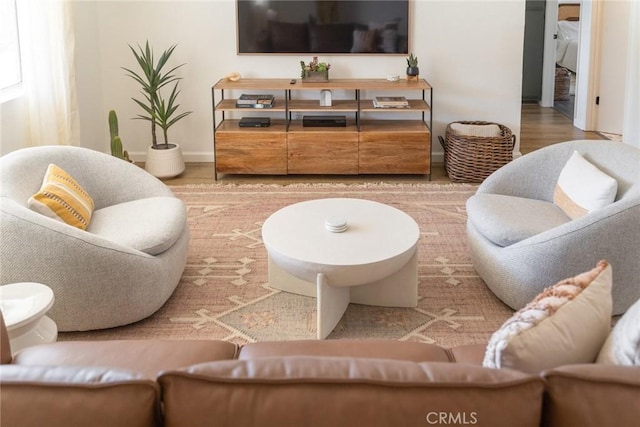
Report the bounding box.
[373,96,409,109]
[236,94,275,108]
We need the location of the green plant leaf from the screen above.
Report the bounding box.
[124,41,190,146]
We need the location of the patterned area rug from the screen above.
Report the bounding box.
[61,183,513,346]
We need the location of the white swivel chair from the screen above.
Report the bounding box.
[0,146,189,331]
[466,140,640,315]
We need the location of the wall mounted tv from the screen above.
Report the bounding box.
[237,0,410,55]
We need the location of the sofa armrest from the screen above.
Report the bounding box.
[0,365,160,427]
[477,142,572,201]
[0,145,174,210]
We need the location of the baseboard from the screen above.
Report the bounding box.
[128,151,216,163]
[130,151,445,164]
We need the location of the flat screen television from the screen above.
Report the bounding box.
[237,0,410,55]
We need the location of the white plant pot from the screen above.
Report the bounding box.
[145,143,185,178]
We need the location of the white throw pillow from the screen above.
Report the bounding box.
[597,297,640,366]
[553,151,618,219]
[450,123,502,137]
[483,261,612,373]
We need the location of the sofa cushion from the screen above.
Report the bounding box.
[542,364,640,427]
[0,365,159,427]
[87,196,186,255]
[28,164,95,230]
[13,339,238,379]
[159,357,543,427]
[554,150,618,219]
[597,297,640,366]
[239,340,453,362]
[466,193,570,247]
[483,261,612,373]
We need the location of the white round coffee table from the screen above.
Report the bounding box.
[0,282,58,354]
[262,198,419,339]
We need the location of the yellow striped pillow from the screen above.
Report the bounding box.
[28,164,95,230]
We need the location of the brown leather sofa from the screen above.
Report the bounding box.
[1,313,638,427]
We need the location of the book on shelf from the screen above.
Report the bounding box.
[236,103,274,109]
[373,96,409,108]
[236,94,275,105]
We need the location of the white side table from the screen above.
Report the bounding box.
[0,282,58,354]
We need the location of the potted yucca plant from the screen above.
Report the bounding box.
[123,41,192,178]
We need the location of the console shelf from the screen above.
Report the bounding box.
[212,78,432,179]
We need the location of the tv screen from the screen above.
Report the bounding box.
[237,0,410,55]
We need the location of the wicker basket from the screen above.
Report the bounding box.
[555,67,571,101]
[438,121,515,183]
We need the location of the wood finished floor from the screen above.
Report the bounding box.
[161,104,604,186]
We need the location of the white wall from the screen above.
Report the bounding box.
[2,0,526,161]
[596,0,630,135]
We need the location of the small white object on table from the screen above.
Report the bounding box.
[262,198,420,339]
[0,282,58,354]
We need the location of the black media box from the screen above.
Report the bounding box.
[239,117,271,127]
[302,115,347,127]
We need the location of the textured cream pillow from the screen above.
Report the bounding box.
[553,151,618,219]
[450,123,502,137]
[484,261,612,373]
[597,297,640,366]
[28,164,95,230]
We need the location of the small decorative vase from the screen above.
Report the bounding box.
[319,89,332,107]
[302,70,329,83]
[145,143,185,178]
[406,67,419,81]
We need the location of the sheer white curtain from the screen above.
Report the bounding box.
[18,0,79,146]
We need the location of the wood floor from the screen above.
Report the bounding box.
[162,104,604,185]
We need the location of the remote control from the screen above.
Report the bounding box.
[290,79,296,84]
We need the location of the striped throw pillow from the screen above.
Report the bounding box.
[28,164,95,230]
[553,151,618,219]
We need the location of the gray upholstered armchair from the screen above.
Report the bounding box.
[0,146,189,331]
[466,140,640,315]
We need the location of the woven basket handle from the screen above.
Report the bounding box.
[438,135,447,150]
[509,135,516,150]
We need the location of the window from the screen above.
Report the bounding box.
[0,0,22,102]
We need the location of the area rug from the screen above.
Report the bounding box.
[60,183,513,346]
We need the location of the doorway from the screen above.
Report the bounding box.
[552,2,580,119]
[524,0,634,143]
